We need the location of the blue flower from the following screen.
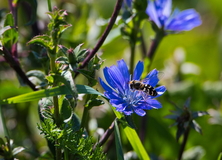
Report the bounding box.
[146,0,202,32]
[124,0,132,8]
[99,59,166,116]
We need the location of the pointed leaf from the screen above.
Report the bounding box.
[0,85,104,104]
[192,111,208,119]
[114,120,124,160]
[190,120,202,134]
[27,35,52,50]
[165,114,179,120]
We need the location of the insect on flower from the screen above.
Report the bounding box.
[99,59,166,116]
[129,71,164,97]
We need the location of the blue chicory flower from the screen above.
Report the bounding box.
[99,59,166,116]
[146,0,202,32]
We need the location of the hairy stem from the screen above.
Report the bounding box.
[75,0,123,77]
[178,127,190,160]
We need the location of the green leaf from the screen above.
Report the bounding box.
[77,69,97,86]
[1,13,18,48]
[217,152,222,160]
[4,13,14,26]
[0,85,104,104]
[114,120,124,160]
[121,124,150,160]
[27,35,52,51]
[112,108,150,160]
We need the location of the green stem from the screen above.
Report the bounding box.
[47,0,52,11]
[80,106,89,129]
[178,127,190,160]
[129,42,136,74]
[147,31,164,69]
[49,53,61,160]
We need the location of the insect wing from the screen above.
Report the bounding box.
[142,71,164,87]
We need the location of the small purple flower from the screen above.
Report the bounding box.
[99,59,166,116]
[146,0,202,32]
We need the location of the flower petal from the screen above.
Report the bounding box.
[143,69,159,87]
[117,59,130,89]
[103,67,119,91]
[99,78,113,93]
[133,61,144,80]
[146,99,162,109]
[134,108,146,116]
[146,1,162,28]
[155,86,167,98]
[104,66,125,94]
[165,9,202,32]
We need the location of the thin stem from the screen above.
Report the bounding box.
[129,16,141,74]
[80,105,89,129]
[47,0,52,12]
[140,33,147,59]
[147,32,164,69]
[129,42,136,74]
[178,127,190,160]
[1,48,37,91]
[93,119,115,150]
[8,0,18,59]
[75,0,123,77]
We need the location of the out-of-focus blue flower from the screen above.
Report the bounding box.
[124,0,132,8]
[99,59,166,116]
[146,0,202,32]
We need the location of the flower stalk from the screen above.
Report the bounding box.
[178,127,190,160]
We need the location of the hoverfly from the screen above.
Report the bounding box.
[129,70,163,97]
[129,80,157,96]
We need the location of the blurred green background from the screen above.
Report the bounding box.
[0,0,222,159]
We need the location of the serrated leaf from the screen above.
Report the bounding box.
[12,146,25,155]
[0,85,104,104]
[27,35,52,50]
[114,120,124,160]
